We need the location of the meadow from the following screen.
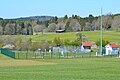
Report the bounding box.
[32,31,120,42]
[1,31,120,43]
[0,31,120,80]
[0,53,120,80]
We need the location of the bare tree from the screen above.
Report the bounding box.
[22,28,27,35]
[85,22,91,31]
[56,22,66,30]
[4,36,16,45]
[16,24,22,35]
[27,25,33,35]
[4,23,16,35]
[34,25,45,34]
[48,23,56,32]
[0,36,4,47]
[93,14,112,30]
[69,19,81,32]
[92,20,99,30]
[20,39,31,50]
[112,15,120,31]
[0,26,3,35]
[102,14,112,29]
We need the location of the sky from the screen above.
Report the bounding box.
[0,0,120,19]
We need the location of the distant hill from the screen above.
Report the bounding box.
[0,17,3,20]
[4,16,54,21]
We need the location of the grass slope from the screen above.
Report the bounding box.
[32,31,120,42]
[1,31,120,43]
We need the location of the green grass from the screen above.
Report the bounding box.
[0,54,13,60]
[1,31,120,43]
[0,58,120,80]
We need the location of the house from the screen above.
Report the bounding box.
[105,43,119,55]
[81,42,93,53]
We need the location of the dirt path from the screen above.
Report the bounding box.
[0,60,57,66]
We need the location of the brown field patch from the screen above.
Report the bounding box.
[0,60,57,66]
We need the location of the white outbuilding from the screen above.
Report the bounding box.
[105,43,119,55]
[81,42,93,53]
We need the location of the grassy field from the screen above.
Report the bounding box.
[1,31,120,43]
[29,31,120,43]
[0,54,120,80]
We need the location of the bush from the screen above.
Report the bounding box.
[96,39,110,47]
[53,37,63,46]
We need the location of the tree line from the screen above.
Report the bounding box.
[0,13,120,35]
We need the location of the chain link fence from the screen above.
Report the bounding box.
[11,46,111,59]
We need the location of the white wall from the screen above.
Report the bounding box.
[105,45,119,55]
[105,46,112,55]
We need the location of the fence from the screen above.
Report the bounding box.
[0,48,1,53]
[9,46,119,59]
[0,48,15,59]
[0,47,118,59]
[14,50,93,59]
[13,50,119,59]
[11,47,105,59]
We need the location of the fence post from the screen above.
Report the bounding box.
[0,48,1,54]
[45,49,47,56]
[13,52,15,59]
[81,53,83,58]
[34,50,36,59]
[49,49,52,59]
[26,49,28,59]
[74,52,76,58]
[67,52,68,59]
[111,54,112,58]
[18,50,20,59]
[50,52,52,59]
[43,52,44,59]
[89,52,91,58]
[59,52,60,59]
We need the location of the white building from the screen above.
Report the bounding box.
[105,43,119,55]
[81,42,93,53]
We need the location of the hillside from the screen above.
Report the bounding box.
[0,31,120,49]
[0,17,3,20]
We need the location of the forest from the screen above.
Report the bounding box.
[0,13,120,35]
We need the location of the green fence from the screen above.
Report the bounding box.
[0,48,15,59]
[0,48,1,53]
[14,50,99,59]
[9,49,117,59]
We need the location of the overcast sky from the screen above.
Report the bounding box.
[0,0,120,19]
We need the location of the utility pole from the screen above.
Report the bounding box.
[100,8,103,55]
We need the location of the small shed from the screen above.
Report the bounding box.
[81,42,93,52]
[105,43,119,55]
[56,30,65,33]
